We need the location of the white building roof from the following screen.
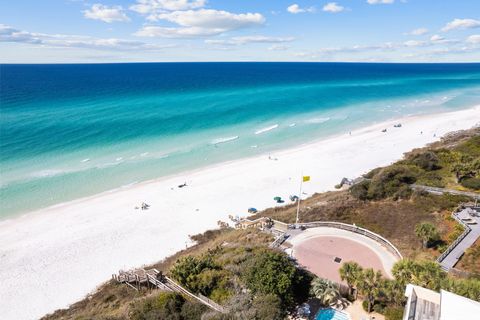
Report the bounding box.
[440,289,480,320]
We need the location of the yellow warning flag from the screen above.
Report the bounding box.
[303,176,310,182]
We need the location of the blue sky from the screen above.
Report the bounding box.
[1,0,479,62]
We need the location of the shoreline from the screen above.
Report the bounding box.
[1,106,479,320]
[2,105,476,224]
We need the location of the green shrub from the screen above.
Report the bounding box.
[392,185,412,200]
[242,250,310,310]
[349,180,370,200]
[461,177,480,190]
[129,292,185,320]
[362,300,369,312]
[367,165,419,200]
[412,151,441,171]
[384,306,404,320]
[251,294,285,320]
[364,167,382,179]
[171,252,221,292]
[209,286,232,304]
[373,303,385,314]
[180,301,206,320]
[417,171,445,188]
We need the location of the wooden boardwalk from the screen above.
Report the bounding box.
[437,205,480,271]
[112,268,226,313]
[411,184,480,199]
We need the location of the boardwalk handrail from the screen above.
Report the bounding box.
[297,221,403,260]
[269,232,287,248]
[114,269,227,313]
[164,276,226,313]
[436,206,472,268]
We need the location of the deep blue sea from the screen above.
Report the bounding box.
[1,62,480,217]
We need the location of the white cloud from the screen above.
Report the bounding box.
[155,9,264,28]
[134,26,216,37]
[441,18,480,32]
[403,40,427,47]
[408,28,428,36]
[323,2,344,13]
[130,0,206,16]
[205,35,294,46]
[430,34,444,42]
[0,24,171,50]
[367,0,394,4]
[466,34,480,44]
[268,45,290,51]
[287,4,315,14]
[83,4,130,23]
[135,9,265,38]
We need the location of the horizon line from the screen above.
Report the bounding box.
[2,61,480,65]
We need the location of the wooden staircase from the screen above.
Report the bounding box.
[113,268,226,313]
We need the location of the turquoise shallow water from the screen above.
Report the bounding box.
[1,63,480,218]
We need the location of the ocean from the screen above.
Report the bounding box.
[1,62,480,218]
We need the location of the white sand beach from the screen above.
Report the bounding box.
[0,106,479,320]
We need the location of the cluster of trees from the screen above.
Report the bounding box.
[338,262,385,313]
[408,141,480,190]
[453,155,480,189]
[168,246,312,319]
[336,259,480,320]
[351,134,480,201]
[350,164,419,200]
[241,250,312,310]
[170,249,231,303]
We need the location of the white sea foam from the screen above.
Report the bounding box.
[115,157,123,161]
[155,154,169,159]
[289,123,296,127]
[255,124,278,135]
[30,169,67,178]
[140,152,149,157]
[305,117,330,124]
[96,161,123,169]
[120,181,138,189]
[210,136,239,145]
[81,158,90,163]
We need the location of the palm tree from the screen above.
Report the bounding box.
[310,277,341,306]
[384,279,406,307]
[416,260,444,291]
[392,259,417,287]
[357,268,383,313]
[415,222,439,248]
[392,259,444,291]
[339,261,363,298]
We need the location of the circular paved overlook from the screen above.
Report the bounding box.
[288,227,400,284]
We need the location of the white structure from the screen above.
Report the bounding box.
[403,284,480,320]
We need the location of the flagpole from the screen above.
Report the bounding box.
[296,173,303,226]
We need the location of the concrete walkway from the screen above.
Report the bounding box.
[438,206,480,271]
